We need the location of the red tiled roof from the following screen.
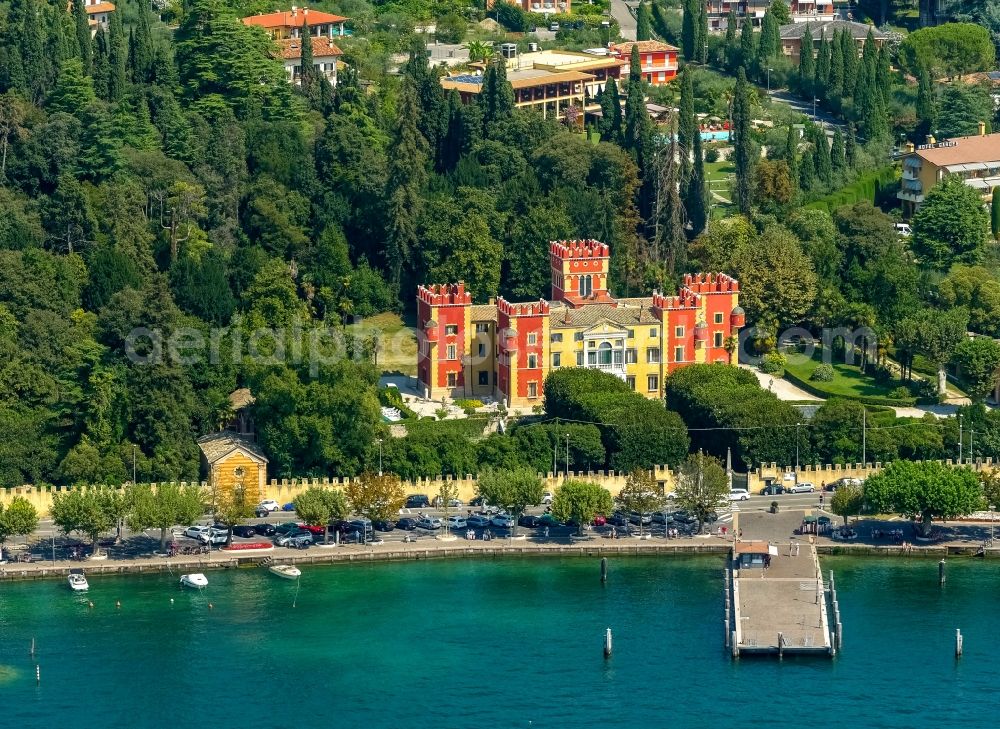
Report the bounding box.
[914,133,1000,167]
[85,1,115,13]
[243,8,347,29]
[277,36,343,60]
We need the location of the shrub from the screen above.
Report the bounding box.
[869,363,894,383]
[810,363,835,382]
[889,386,911,399]
[378,386,416,419]
[760,352,786,375]
[454,398,484,415]
[705,147,720,163]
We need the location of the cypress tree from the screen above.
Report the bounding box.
[132,8,155,83]
[685,130,708,237]
[815,33,830,101]
[875,42,891,109]
[830,127,846,173]
[798,25,814,101]
[827,29,843,107]
[299,20,317,102]
[630,43,642,81]
[840,29,858,98]
[601,77,623,145]
[759,10,780,62]
[479,59,514,135]
[385,79,429,288]
[682,0,697,62]
[625,46,650,159]
[72,0,92,75]
[107,8,128,101]
[991,189,1000,240]
[636,1,652,42]
[916,65,937,139]
[785,124,798,184]
[697,1,708,64]
[92,27,110,100]
[813,126,832,185]
[845,121,857,169]
[732,67,755,214]
[739,20,756,76]
[655,125,687,278]
[724,11,738,71]
[20,0,46,102]
[678,66,696,180]
[798,140,815,190]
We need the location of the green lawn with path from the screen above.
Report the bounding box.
[782,348,911,402]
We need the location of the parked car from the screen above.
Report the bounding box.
[253,522,277,536]
[491,514,515,528]
[200,528,228,545]
[257,500,280,513]
[729,488,750,501]
[469,496,487,507]
[541,491,553,505]
[537,513,562,528]
[606,513,629,528]
[467,514,492,528]
[417,516,442,530]
[651,511,672,525]
[628,511,653,525]
[761,484,785,496]
[396,517,418,531]
[592,514,607,527]
[345,519,373,538]
[231,525,257,538]
[518,515,541,528]
[895,222,912,237]
[298,523,326,536]
[406,494,431,509]
[184,525,210,540]
[275,530,313,547]
[446,515,467,530]
[671,511,696,525]
[433,496,464,508]
[789,482,815,493]
[282,502,296,511]
[274,522,303,536]
[373,519,396,532]
[826,477,863,492]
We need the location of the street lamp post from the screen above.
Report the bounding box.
[959,414,963,464]
[376,437,383,476]
[565,434,570,475]
[795,422,801,473]
[766,67,772,94]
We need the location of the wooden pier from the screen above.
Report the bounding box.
[727,512,838,658]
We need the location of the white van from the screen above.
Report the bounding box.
[895,222,912,237]
[729,488,750,501]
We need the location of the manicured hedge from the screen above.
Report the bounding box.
[803,166,899,214]
[782,367,918,407]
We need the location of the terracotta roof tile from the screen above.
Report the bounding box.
[85,2,115,13]
[276,36,343,60]
[914,133,1000,167]
[243,8,347,28]
[611,40,679,54]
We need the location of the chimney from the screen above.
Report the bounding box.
[979,121,987,137]
[905,141,915,153]
[303,6,308,15]
[925,133,936,145]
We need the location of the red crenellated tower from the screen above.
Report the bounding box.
[549,239,615,308]
[416,282,472,399]
[496,297,550,407]
[681,273,742,366]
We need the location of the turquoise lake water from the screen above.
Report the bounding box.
[1,556,998,727]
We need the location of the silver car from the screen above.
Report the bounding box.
[789,482,815,493]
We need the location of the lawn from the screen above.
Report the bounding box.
[705,159,735,217]
[782,347,914,403]
[347,311,418,376]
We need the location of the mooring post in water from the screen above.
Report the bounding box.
[35,665,39,684]
[604,628,612,658]
[725,617,730,647]
[777,632,784,659]
[956,629,963,657]
[600,557,607,583]
[939,559,946,585]
[30,637,34,657]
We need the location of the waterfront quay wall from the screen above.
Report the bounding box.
[749,458,996,492]
[0,466,679,516]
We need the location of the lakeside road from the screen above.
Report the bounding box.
[610,0,637,40]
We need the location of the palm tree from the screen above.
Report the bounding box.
[467,40,493,64]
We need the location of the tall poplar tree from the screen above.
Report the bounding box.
[731,67,755,214]
[479,58,514,135]
[759,10,780,63]
[93,27,110,100]
[697,1,708,64]
[131,8,155,83]
[739,20,756,76]
[784,124,798,184]
[72,0,92,75]
[813,126,832,184]
[916,65,937,139]
[600,77,623,145]
[840,29,858,98]
[654,127,686,278]
[845,121,857,169]
[385,80,428,287]
[830,127,846,173]
[815,32,830,101]
[827,29,844,107]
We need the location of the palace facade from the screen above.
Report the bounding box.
[416,240,744,408]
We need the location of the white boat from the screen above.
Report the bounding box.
[268,564,301,580]
[179,573,208,589]
[67,569,89,591]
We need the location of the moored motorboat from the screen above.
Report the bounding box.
[179,573,208,589]
[67,568,89,591]
[268,564,301,580]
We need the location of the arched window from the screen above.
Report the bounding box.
[598,341,613,366]
[578,275,585,297]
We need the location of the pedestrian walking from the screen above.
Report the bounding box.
[819,493,825,508]
[544,526,549,538]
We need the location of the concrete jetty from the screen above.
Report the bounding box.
[728,511,836,657]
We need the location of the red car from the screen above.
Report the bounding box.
[297,523,326,535]
[592,515,607,527]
